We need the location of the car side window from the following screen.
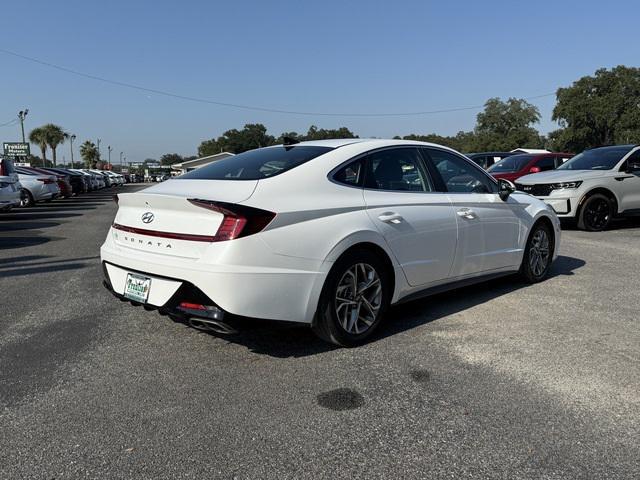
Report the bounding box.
[425,148,497,194]
[333,159,365,187]
[473,156,488,169]
[623,150,640,172]
[365,148,433,192]
[536,156,556,171]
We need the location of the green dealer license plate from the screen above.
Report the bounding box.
[124,273,151,303]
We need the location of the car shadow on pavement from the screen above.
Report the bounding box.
[0,235,59,250]
[184,255,586,358]
[0,263,90,278]
[0,221,61,232]
[0,254,50,265]
[0,255,99,270]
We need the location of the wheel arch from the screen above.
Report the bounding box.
[305,232,402,324]
[532,214,556,252]
[577,187,620,215]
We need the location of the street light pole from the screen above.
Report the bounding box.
[96,138,101,164]
[108,145,112,169]
[17,109,29,142]
[69,134,76,168]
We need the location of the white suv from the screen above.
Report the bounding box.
[515,145,640,231]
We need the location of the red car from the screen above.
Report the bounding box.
[488,152,573,182]
[20,166,73,198]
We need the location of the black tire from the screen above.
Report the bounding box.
[577,193,613,231]
[312,249,391,347]
[20,189,35,207]
[519,221,554,283]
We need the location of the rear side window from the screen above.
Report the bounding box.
[333,159,365,187]
[365,148,433,192]
[178,146,333,180]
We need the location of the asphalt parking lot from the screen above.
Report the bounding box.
[1,185,639,479]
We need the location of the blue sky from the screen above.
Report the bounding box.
[1,0,638,161]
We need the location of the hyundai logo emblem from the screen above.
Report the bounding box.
[141,212,155,224]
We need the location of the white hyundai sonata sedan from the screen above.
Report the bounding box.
[101,139,560,346]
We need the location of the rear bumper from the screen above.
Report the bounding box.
[100,233,327,324]
[102,261,227,320]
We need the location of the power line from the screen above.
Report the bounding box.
[0,118,19,128]
[0,48,556,117]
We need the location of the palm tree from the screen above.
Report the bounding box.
[29,127,48,166]
[80,140,98,168]
[42,124,66,167]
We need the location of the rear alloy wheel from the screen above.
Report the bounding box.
[578,193,613,231]
[520,222,553,283]
[20,189,35,207]
[313,250,390,346]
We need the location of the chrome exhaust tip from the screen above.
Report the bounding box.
[187,317,237,335]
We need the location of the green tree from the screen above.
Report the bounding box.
[160,153,184,166]
[473,97,543,151]
[550,66,640,152]
[398,99,543,153]
[28,127,48,166]
[198,123,276,155]
[41,123,67,166]
[303,125,358,140]
[274,126,358,144]
[80,140,99,168]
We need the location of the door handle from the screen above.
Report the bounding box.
[456,208,477,220]
[378,212,403,224]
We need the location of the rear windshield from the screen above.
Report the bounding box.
[488,155,534,173]
[557,146,633,170]
[178,146,333,180]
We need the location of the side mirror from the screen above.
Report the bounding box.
[498,178,516,201]
[529,166,541,173]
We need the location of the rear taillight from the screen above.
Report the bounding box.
[187,199,276,241]
[37,178,55,184]
[0,161,5,176]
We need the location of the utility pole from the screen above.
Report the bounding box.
[108,145,112,169]
[17,109,29,142]
[96,138,101,165]
[120,151,123,171]
[69,134,76,168]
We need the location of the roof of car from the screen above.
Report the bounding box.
[587,144,637,150]
[467,151,515,156]
[271,138,464,151]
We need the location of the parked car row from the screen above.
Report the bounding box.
[469,145,640,230]
[0,157,126,211]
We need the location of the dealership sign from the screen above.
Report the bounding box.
[3,142,30,157]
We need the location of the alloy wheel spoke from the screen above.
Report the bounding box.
[335,262,383,336]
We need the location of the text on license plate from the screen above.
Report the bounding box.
[124,273,151,302]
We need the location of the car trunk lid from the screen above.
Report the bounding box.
[111,180,258,258]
